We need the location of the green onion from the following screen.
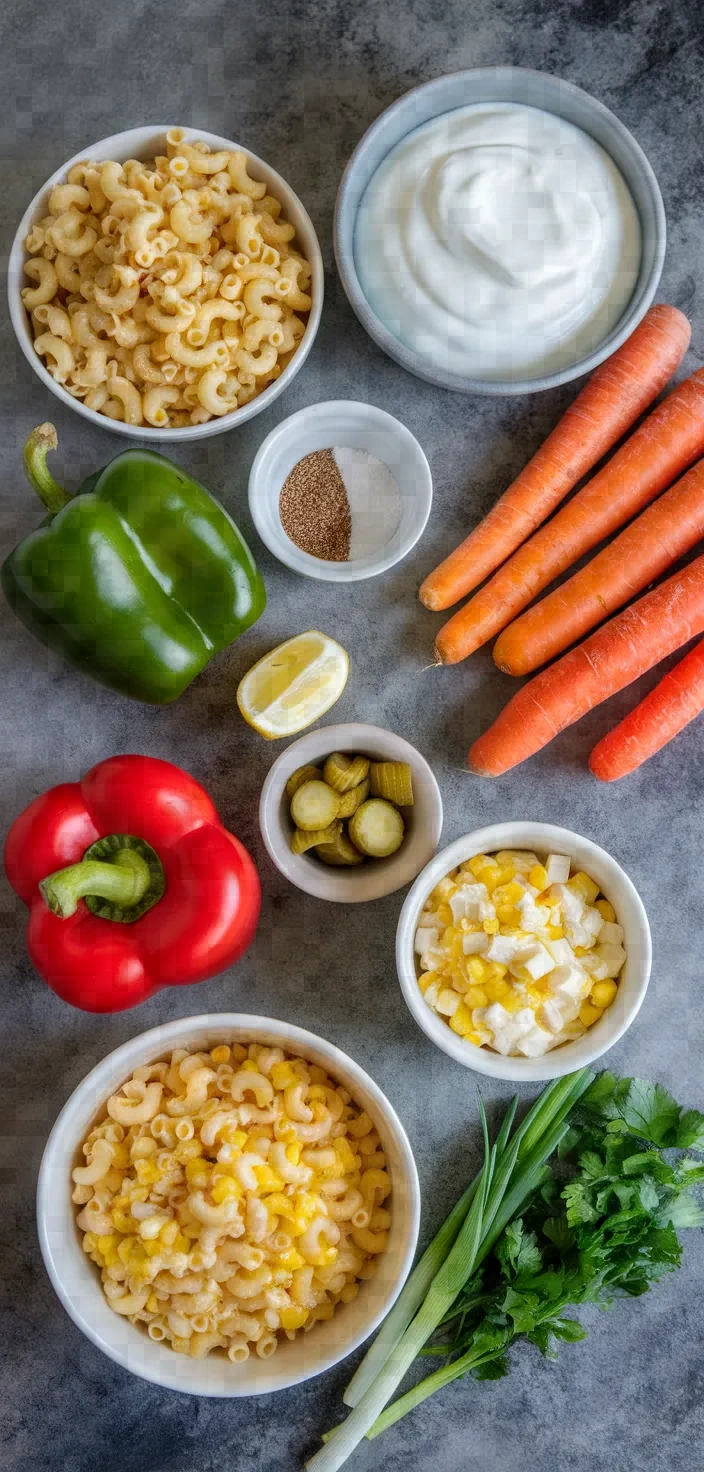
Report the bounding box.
[307,1068,594,1471]
[343,1095,517,1410]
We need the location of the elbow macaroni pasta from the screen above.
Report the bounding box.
[73,1042,390,1361]
[21,130,312,427]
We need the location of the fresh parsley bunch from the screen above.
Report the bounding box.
[369,1073,704,1436]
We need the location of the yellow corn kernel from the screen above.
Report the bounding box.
[211,1177,243,1204]
[143,1239,163,1258]
[82,1231,99,1254]
[418,971,438,997]
[494,881,524,906]
[436,902,453,927]
[270,1060,298,1090]
[488,961,507,979]
[220,1125,247,1148]
[591,980,618,1009]
[569,872,599,905]
[546,924,564,940]
[146,1292,159,1313]
[465,985,488,1009]
[334,1137,358,1174]
[482,917,500,934]
[263,1192,296,1221]
[253,1164,285,1192]
[467,956,489,983]
[468,854,491,876]
[135,1159,162,1186]
[127,1184,149,1204]
[429,875,456,902]
[112,1211,138,1235]
[484,977,512,1005]
[496,904,520,926]
[579,1001,604,1028]
[281,1305,309,1332]
[185,1158,210,1186]
[596,898,616,923]
[277,1248,304,1272]
[285,1142,301,1166]
[182,1223,201,1240]
[96,1233,119,1255]
[159,1220,179,1247]
[573,946,588,958]
[529,864,549,891]
[449,1002,475,1037]
[174,1139,202,1163]
[172,1231,191,1255]
[210,1045,231,1065]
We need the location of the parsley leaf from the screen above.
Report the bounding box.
[676,1110,704,1152]
[613,1079,681,1146]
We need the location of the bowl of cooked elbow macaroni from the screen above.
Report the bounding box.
[8,126,323,439]
[37,1013,420,1395]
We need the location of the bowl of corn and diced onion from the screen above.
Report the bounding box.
[396,822,651,1082]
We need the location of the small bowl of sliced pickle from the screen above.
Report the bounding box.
[259,722,443,902]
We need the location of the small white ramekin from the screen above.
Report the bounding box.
[8,126,323,441]
[396,821,651,1082]
[259,722,443,902]
[37,1013,420,1396]
[248,401,433,582]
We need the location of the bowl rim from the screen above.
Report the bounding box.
[36,1011,421,1396]
[259,721,444,902]
[334,66,666,396]
[247,399,433,583]
[396,821,652,1081]
[8,124,324,441]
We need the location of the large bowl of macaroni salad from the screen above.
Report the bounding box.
[37,1014,420,1395]
[8,126,323,439]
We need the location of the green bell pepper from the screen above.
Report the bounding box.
[2,425,266,704]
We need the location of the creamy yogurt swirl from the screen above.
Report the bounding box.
[355,103,642,381]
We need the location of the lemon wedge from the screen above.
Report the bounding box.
[236,631,349,738]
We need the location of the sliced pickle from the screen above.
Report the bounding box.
[369,761,414,806]
[348,799,404,858]
[316,829,365,866]
[290,780,340,832]
[336,777,370,818]
[291,821,341,855]
[323,752,371,793]
[285,764,323,800]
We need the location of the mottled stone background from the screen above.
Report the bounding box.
[2,1,703,1469]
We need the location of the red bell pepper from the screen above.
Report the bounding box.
[4,755,260,1013]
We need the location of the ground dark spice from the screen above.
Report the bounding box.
[279,448,352,561]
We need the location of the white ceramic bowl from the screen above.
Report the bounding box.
[335,67,665,395]
[37,1012,420,1396]
[259,723,443,902]
[8,126,324,441]
[396,822,651,1081]
[248,401,433,582]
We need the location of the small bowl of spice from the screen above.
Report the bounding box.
[247,400,432,581]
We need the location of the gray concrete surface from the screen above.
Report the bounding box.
[2,1,704,1469]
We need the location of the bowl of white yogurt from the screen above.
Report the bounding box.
[335,68,665,394]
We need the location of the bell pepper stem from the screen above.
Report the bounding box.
[24,424,73,516]
[40,849,152,920]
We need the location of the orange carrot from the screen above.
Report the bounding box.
[419,304,691,613]
[493,458,704,675]
[589,638,704,781]
[436,367,704,666]
[468,554,704,777]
